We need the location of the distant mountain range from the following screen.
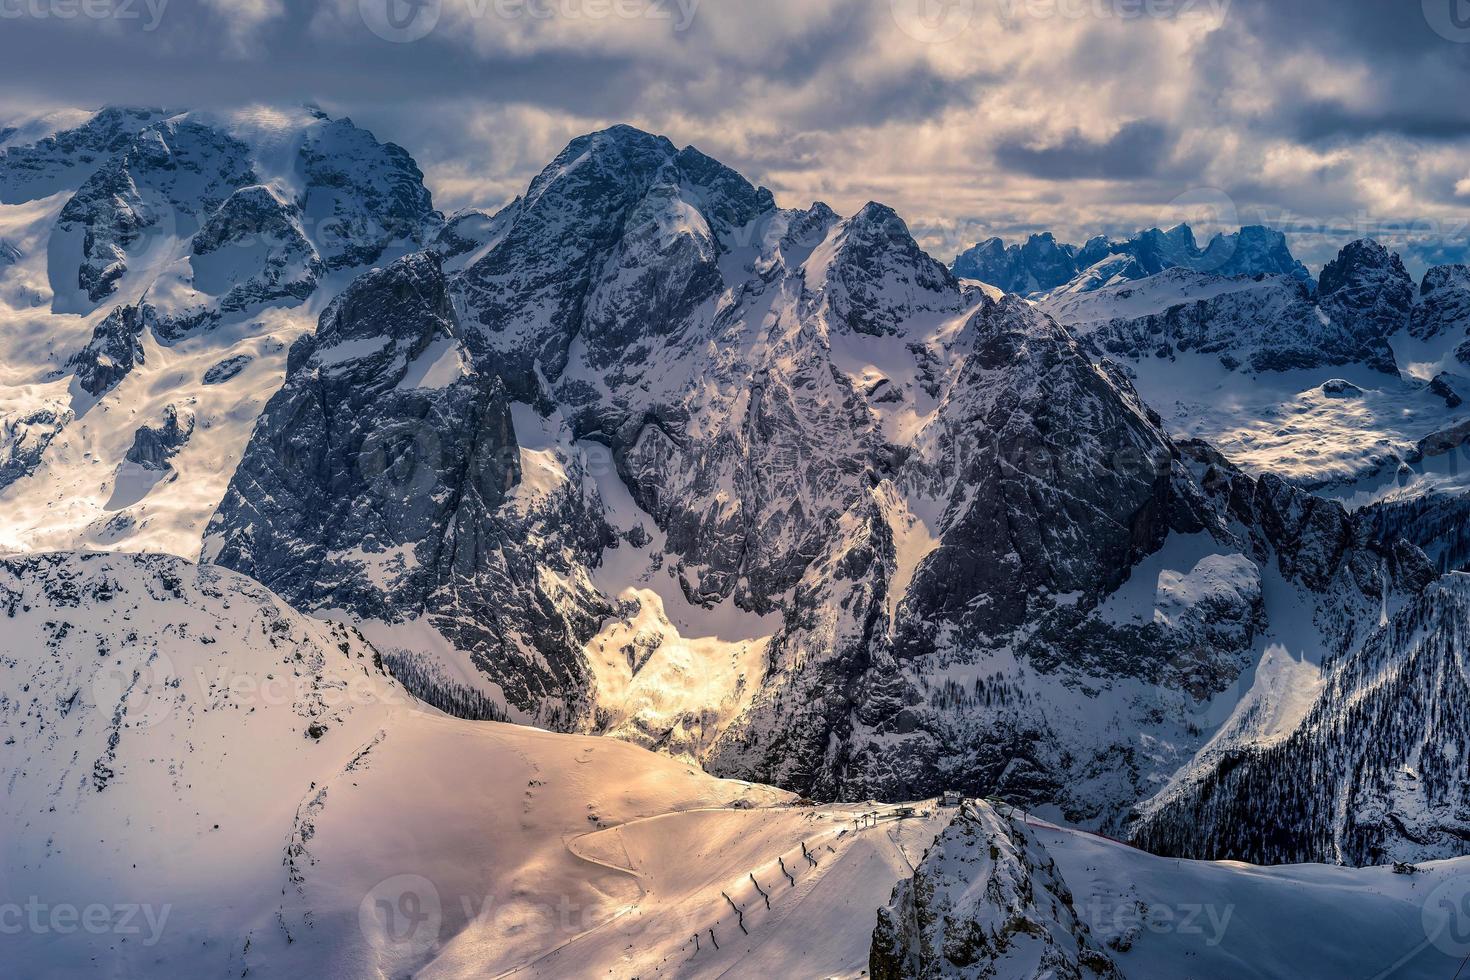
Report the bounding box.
[951,223,1313,298]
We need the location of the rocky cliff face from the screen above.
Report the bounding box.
[1411,264,1470,343]
[203,252,613,727]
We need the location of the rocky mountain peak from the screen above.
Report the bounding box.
[1319,237,1406,297]
[1411,263,1470,342]
[805,201,961,336]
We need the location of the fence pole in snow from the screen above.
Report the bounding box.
[709,928,719,950]
[722,892,748,934]
[751,873,770,909]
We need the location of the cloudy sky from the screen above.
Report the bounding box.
[4,0,1470,274]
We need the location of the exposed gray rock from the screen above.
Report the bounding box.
[205,251,612,728]
[1316,238,1411,373]
[201,354,253,385]
[0,407,70,492]
[871,801,1119,980]
[1410,264,1470,341]
[1429,372,1463,408]
[190,184,322,313]
[124,404,194,470]
[297,117,441,271]
[69,303,148,397]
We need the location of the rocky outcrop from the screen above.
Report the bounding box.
[1315,239,1411,372]
[1410,264,1470,341]
[69,303,148,397]
[871,801,1119,980]
[190,184,322,313]
[124,404,194,470]
[0,407,69,492]
[201,354,252,385]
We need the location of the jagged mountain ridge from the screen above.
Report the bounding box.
[1038,244,1470,492]
[6,109,1463,859]
[951,223,1312,298]
[199,124,1435,836]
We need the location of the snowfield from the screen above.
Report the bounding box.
[5,551,1470,979]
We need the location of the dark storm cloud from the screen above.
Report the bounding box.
[1199,0,1470,144]
[3,0,1470,278]
[993,120,1174,179]
[1288,100,1470,144]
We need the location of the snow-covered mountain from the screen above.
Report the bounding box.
[9,107,1470,978]
[870,801,1120,979]
[0,105,440,557]
[190,125,1435,839]
[1135,573,1470,866]
[951,224,1311,298]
